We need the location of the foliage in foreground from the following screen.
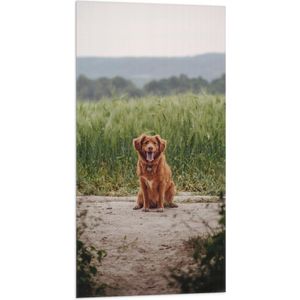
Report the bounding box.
[171,204,225,293]
[77,238,107,297]
[77,94,225,196]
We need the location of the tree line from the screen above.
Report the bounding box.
[77,74,225,100]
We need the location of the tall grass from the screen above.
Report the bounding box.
[77,94,225,196]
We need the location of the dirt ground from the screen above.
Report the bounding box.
[77,194,223,296]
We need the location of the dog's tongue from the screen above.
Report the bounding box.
[146,152,154,162]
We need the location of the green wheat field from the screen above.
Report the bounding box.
[77,94,225,196]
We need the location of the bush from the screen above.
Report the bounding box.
[171,204,225,293]
[76,238,107,297]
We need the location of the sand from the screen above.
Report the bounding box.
[77,195,223,296]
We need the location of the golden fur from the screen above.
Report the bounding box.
[133,134,177,212]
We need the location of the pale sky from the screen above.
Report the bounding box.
[76,1,225,57]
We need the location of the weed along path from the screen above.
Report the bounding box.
[77,194,223,296]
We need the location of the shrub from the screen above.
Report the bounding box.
[76,238,107,297]
[171,204,225,293]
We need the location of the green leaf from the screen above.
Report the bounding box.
[89,266,97,275]
[97,250,107,262]
[77,240,83,249]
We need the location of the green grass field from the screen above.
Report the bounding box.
[77,94,225,196]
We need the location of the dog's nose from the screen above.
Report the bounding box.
[148,146,153,151]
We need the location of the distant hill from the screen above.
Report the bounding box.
[76,53,225,87]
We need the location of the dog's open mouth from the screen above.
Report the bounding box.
[146,151,154,162]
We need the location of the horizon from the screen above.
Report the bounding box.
[77,52,225,59]
[76,52,225,85]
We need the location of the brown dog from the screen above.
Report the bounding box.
[133,134,177,212]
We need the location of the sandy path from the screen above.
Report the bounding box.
[77,195,223,296]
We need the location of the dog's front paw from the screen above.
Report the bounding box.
[156,208,164,213]
[133,205,142,210]
[142,208,150,212]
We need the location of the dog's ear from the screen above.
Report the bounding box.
[155,135,167,153]
[133,134,146,151]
